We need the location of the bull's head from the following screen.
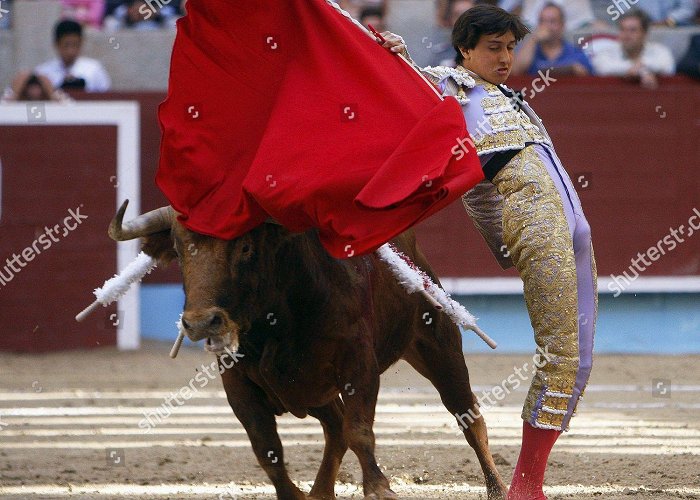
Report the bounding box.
[109,200,294,354]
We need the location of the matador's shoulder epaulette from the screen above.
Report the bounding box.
[420,66,476,105]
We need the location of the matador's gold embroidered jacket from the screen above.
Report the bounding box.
[419,65,557,270]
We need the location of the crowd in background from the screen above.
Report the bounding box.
[0,0,187,30]
[1,0,699,101]
[1,0,697,33]
[428,0,700,84]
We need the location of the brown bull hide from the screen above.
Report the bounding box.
[140,220,507,500]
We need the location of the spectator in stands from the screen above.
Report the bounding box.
[35,19,111,92]
[104,0,124,19]
[362,0,388,14]
[436,0,500,28]
[339,0,388,20]
[431,1,475,65]
[591,9,675,88]
[618,0,696,26]
[103,0,172,31]
[165,0,186,29]
[594,0,696,26]
[436,0,471,27]
[678,34,700,78]
[448,0,478,25]
[338,0,360,18]
[500,0,601,31]
[60,0,105,29]
[360,6,386,32]
[512,2,595,75]
[1,71,71,103]
[0,0,11,29]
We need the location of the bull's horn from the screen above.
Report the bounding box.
[109,199,174,241]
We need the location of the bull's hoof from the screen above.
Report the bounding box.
[363,488,399,500]
[277,487,308,500]
[487,488,508,500]
[487,479,509,499]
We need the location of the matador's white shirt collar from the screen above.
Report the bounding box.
[422,65,477,91]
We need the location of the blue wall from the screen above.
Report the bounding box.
[141,285,700,354]
[458,293,700,354]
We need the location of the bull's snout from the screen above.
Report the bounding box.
[181,307,241,355]
[181,307,227,341]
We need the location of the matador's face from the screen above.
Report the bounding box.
[460,32,517,85]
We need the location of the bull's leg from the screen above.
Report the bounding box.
[220,363,307,500]
[307,397,348,500]
[404,338,508,500]
[340,342,398,500]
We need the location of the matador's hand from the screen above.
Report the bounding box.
[378,31,407,54]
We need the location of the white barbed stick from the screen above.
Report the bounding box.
[170,314,186,359]
[376,243,497,349]
[74,251,190,358]
[75,252,157,322]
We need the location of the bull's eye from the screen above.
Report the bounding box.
[241,244,251,254]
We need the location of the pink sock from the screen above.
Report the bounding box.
[507,421,561,500]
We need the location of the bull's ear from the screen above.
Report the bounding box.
[141,230,177,265]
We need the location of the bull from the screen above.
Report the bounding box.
[109,200,507,500]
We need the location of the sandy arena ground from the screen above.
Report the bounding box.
[0,342,699,499]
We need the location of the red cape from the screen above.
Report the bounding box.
[156,0,483,258]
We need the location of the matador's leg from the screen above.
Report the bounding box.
[491,144,597,500]
[541,146,598,430]
[492,144,597,431]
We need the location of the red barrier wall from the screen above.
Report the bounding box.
[0,125,120,351]
[77,76,700,282]
[416,76,700,277]
[1,77,696,352]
